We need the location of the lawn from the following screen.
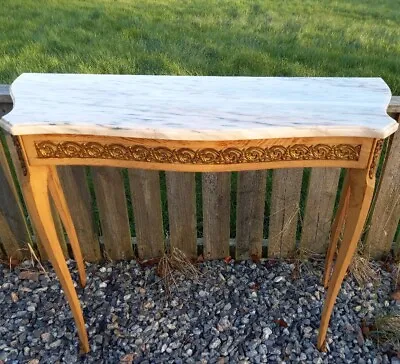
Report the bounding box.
[0,0,399,92]
[0,0,399,239]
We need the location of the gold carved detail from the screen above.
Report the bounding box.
[12,136,28,176]
[369,139,384,179]
[34,141,362,165]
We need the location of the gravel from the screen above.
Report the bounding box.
[0,258,399,363]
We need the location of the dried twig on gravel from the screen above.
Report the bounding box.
[157,247,201,294]
[370,314,400,352]
[350,252,380,287]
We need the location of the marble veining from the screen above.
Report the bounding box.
[1,73,397,140]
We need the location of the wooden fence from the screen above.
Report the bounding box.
[0,85,399,262]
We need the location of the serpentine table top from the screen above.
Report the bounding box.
[1,73,397,139]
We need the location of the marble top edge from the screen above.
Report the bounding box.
[1,73,397,140]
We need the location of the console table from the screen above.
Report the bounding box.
[1,74,397,353]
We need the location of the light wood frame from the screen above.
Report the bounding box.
[14,133,382,353]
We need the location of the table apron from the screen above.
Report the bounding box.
[19,134,374,172]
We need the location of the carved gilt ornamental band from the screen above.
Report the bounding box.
[12,136,28,176]
[34,141,361,165]
[368,139,384,179]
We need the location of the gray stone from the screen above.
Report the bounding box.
[41,332,51,343]
[209,338,221,350]
[49,339,62,348]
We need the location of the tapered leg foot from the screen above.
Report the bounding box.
[48,166,86,287]
[26,166,90,353]
[317,168,374,350]
[323,172,350,288]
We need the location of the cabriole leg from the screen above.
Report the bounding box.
[317,168,374,350]
[323,171,350,288]
[24,165,89,353]
[48,166,86,287]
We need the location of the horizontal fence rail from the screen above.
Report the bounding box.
[0,86,399,262]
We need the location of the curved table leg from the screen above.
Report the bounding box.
[48,166,86,287]
[323,171,350,288]
[317,168,374,350]
[25,165,89,353]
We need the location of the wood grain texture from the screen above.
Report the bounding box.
[27,165,89,353]
[49,166,86,286]
[323,171,350,288]
[268,169,303,258]
[0,137,31,260]
[166,172,197,259]
[395,228,400,259]
[92,167,133,260]
[318,167,375,349]
[300,168,341,255]
[23,134,372,172]
[57,166,101,262]
[202,173,231,259]
[236,170,266,260]
[0,85,10,103]
[388,97,400,113]
[4,134,67,260]
[129,169,164,260]
[365,127,400,258]
[50,198,69,258]
[0,244,5,259]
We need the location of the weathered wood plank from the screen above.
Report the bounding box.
[202,173,231,259]
[166,172,197,259]
[236,170,266,260]
[57,166,101,261]
[0,138,31,260]
[365,125,400,259]
[92,167,133,260]
[388,97,400,114]
[4,132,69,259]
[300,168,341,255]
[0,85,10,103]
[5,134,54,259]
[395,228,400,259]
[50,199,69,258]
[129,169,164,260]
[268,169,303,258]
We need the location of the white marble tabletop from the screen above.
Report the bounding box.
[1,73,397,140]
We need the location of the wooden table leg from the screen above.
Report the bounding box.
[25,165,89,353]
[317,167,374,350]
[323,171,350,288]
[48,166,86,287]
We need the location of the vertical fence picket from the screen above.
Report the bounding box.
[166,172,197,259]
[49,199,69,258]
[129,169,165,260]
[57,166,101,261]
[300,168,341,255]
[5,135,48,259]
[0,136,31,260]
[1,101,32,260]
[236,170,266,260]
[268,169,303,258]
[0,84,400,263]
[92,167,133,260]
[202,172,231,259]
[365,125,400,258]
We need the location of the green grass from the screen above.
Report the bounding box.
[0,0,399,91]
[1,0,399,242]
